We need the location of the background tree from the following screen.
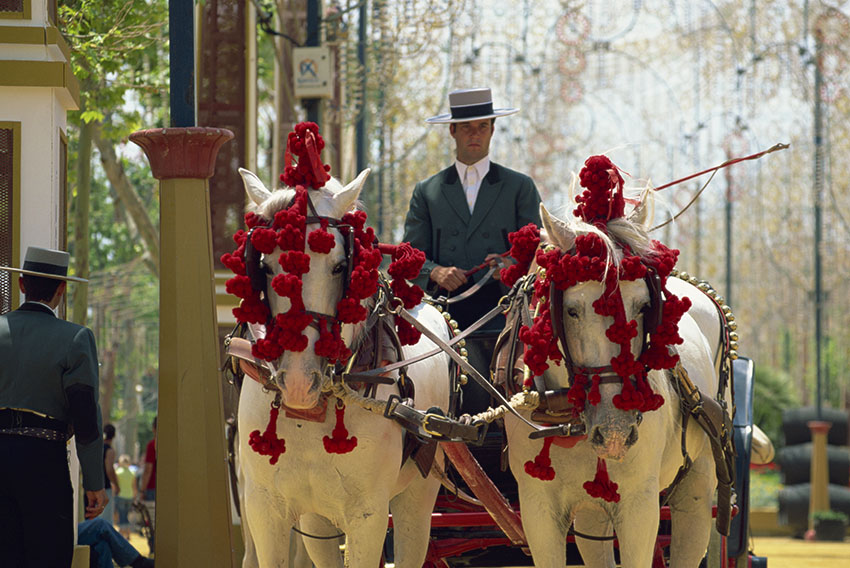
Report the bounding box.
[61,0,167,456]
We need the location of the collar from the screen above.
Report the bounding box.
[455,156,490,183]
[19,301,57,316]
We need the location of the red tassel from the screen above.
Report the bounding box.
[524,437,556,481]
[323,401,358,454]
[583,458,620,502]
[587,374,601,405]
[248,404,287,465]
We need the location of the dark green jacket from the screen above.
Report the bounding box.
[402,161,541,292]
[0,302,104,491]
[402,162,541,329]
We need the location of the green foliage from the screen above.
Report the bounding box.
[61,0,169,136]
[812,510,849,523]
[753,365,799,451]
[749,468,782,508]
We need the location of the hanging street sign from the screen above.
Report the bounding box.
[293,46,333,99]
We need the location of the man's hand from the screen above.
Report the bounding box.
[430,265,468,292]
[85,488,109,519]
[484,253,512,281]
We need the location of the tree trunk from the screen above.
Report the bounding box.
[71,120,93,325]
[91,122,160,278]
[101,346,116,425]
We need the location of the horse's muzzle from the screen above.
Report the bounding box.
[589,424,639,461]
[275,370,324,410]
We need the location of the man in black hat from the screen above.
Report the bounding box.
[0,246,107,567]
[402,87,542,413]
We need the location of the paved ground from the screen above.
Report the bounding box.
[128,531,151,558]
[127,531,848,566]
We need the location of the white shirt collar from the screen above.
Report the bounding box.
[455,156,490,183]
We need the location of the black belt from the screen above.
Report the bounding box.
[0,409,69,435]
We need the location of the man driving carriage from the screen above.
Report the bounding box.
[402,87,542,413]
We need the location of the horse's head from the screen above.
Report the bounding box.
[540,206,653,460]
[237,166,371,409]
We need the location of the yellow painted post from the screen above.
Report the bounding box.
[129,127,235,567]
[806,420,832,538]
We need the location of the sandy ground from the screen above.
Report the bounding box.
[749,535,849,568]
[128,532,848,566]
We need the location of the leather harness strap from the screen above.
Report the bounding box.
[669,362,736,536]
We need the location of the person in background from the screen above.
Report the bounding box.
[78,517,154,568]
[100,423,119,524]
[140,416,157,502]
[402,87,542,412]
[114,454,137,539]
[0,246,108,567]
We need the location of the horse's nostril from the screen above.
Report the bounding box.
[626,425,639,446]
[591,427,605,446]
[309,371,322,391]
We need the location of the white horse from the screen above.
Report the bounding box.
[234,168,450,568]
[504,202,731,568]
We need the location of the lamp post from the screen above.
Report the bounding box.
[130,127,235,567]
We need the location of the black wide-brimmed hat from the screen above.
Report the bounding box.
[425,87,519,124]
[0,246,87,283]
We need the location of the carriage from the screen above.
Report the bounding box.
[222,123,769,568]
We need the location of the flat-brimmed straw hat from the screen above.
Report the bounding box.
[0,246,87,283]
[425,87,519,124]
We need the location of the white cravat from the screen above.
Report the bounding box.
[463,165,480,213]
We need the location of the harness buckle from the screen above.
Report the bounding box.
[422,413,444,437]
[387,297,404,315]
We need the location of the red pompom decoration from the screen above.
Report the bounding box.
[583,458,620,502]
[314,318,351,363]
[233,296,268,325]
[501,224,540,287]
[336,297,368,324]
[249,404,287,464]
[308,220,336,254]
[281,122,331,190]
[396,318,422,346]
[225,275,254,300]
[278,250,311,276]
[524,437,556,481]
[323,402,357,454]
[251,228,279,254]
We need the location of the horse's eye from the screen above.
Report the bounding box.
[332,261,347,275]
[566,307,579,319]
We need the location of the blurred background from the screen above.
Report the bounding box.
[48,0,848,519]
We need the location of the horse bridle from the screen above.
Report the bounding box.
[538,268,664,401]
[244,191,356,336]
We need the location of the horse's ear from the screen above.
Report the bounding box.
[239,168,273,206]
[628,190,653,228]
[333,168,371,214]
[540,204,574,250]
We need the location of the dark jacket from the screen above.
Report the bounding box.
[402,161,541,328]
[0,302,104,490]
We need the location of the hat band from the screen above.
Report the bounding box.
[22,260,67,277]
[450,102,494,120]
